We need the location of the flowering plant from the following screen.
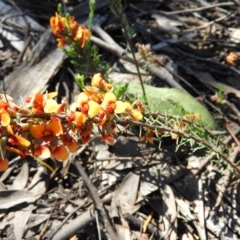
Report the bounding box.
[0,7,211,172]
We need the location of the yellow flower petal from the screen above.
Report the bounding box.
[74,112,87,127]
[70,102,78,112]
[88,100,101,117]
[44,99,59,113]
[103,92,116,103]
[171,133,179,140]
[6,125,14,135]
[92,73,103,87]
[14,135,30,147]
[124,102,132,111]
[0,109,10,126]
[131,110,143,121]
[47,92,58,99]
[77,92,88,104]
[115,101,126,114]
[102,92,116,112]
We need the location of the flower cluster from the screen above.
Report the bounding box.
[135,43,152,60]
[0,11,202,172]
[69,73,143,145]
[0,73,144,172]
[50,12,91,48]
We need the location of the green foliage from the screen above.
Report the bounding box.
[57,3,63,15]
[110,0,136,40]
[64,47,79,58]
[217,85,225,101]
[114,83,128,99]
[126,82,215,129]
[128,25,136,39]
[88,0,95,29]
[90,45,101,67]
[64,40,104,78]
[75,74,85,89]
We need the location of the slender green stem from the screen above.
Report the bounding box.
[110,2,147,100]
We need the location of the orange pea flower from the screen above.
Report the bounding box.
[26,92,59,114]
[50,13,91,48]
[0,101,11,127]
[65,111,87,128]
[183,113,200,121]
[70,92,100,118]
[80,121,93,144]
[6,125,30,147]
[101,133,115,145]
[0,158,9,172]
[5,146,27,159]
[91,73,113,92]
[8,135,30,147]
[61,134,78,152]
[99,122,118,145]
[34,145,68,161]
[56,38,66,48]
[50,12,67,36]
[101,92,126,115]
[92,108,107,127]
[30,120,62,142]
[171,113,200,140]
[50,13,72,47]
[74,26,92,48]
[73,112,87,127]
[51,145,68,161]
[83,87,105,103]
[140,128,154,144]
[34,145,50,159]
[171,122,185,140]
[124,101,143,121]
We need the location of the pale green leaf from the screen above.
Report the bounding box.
[126,83,215,129]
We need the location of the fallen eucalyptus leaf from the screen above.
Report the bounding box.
[126,83,215,129]
[113,171,140,214]
[0,190,38,209]
[10,162,29,190]
[14,209,32,240]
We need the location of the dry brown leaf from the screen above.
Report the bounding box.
[225,52,238,66]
